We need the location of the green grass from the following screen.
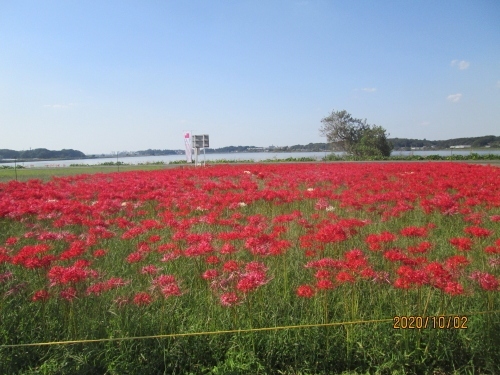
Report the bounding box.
[0,165,168,182]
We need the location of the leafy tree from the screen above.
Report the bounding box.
[320,109,393,157]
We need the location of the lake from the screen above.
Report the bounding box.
[3,149,500,168]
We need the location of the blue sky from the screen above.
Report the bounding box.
[1,1,499,154]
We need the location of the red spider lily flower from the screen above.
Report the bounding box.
[141,265,158,275]
[464,213,483,225]
[161,283,182,298]
[490,215,500,222]
[425,262,453,289]
[5,237,18,246]
[141,219,162,230]
[147,235,161,243]
[126,252,143,263]
[269,239,291,256]
[86,282,107,296]
[11,244,51,268]
[345,249,364,261]
[32,290,50,302]
[157,243,177,253]
[185,240,214,257]
[121,226,146,240]
[335,271,355,284]
[304,249,316,257]
[449,237,473,251]
[107,277,129,288]
[137,242,151,253]
[205,255,220,265]
[470,271,499,291]
[48,265,91,285]
[152,274,177,287]
[202,269,219,280]
[316,279,335,290]
[0,248,11,264]
[133,292,153,306]
[220,292,240,307]
[73,259,91,268]
[220,243,236,255]
[60,287,77,301]
[244,261,268,273]
[296,284,315,298]
[485,246,500,254]
[365,232,396,251]
[464,226,493,238]
[408,241,433,254]
[59,241,86,261]
[223,260,240,273]
[383,249,407,262]
[394,277,411,289]
[315,224,348,243]
[443,281,464,296]
[344,249,369,270]
[445,255,470,270]
[314,270,330,279]
[161,251,181,263]
[355,267,374,279]
[93,249,107,258]
[236,271,268,293]
[400,226,428,237]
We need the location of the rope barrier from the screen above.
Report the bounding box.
[2,310,499,348]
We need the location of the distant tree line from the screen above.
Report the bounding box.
[389,135,500,149]
[1,135,498,161]
[0,148,85,160]
[135,149,179,156]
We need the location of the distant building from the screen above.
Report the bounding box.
[450,145,471,149]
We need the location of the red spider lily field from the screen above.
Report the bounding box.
[1,162,500,374]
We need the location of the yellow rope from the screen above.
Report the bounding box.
[1,310,498,348]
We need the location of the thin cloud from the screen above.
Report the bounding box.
[451,60,470,70]
[420,121,430,127]
[447,93,462,102]
[497,80,500,88]
[361,87,376,92]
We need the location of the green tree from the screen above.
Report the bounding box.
[320,109,393,157]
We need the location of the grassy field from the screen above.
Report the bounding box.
[1,162,500,374]
[0,164,169,182]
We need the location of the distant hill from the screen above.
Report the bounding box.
[0,148,86,160]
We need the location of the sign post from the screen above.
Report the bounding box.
[192,134,209,166]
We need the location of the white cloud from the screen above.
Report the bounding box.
[420,121,430,127]
[360,88,377,92]
[447,93,462,102]
[451,60,470,70]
